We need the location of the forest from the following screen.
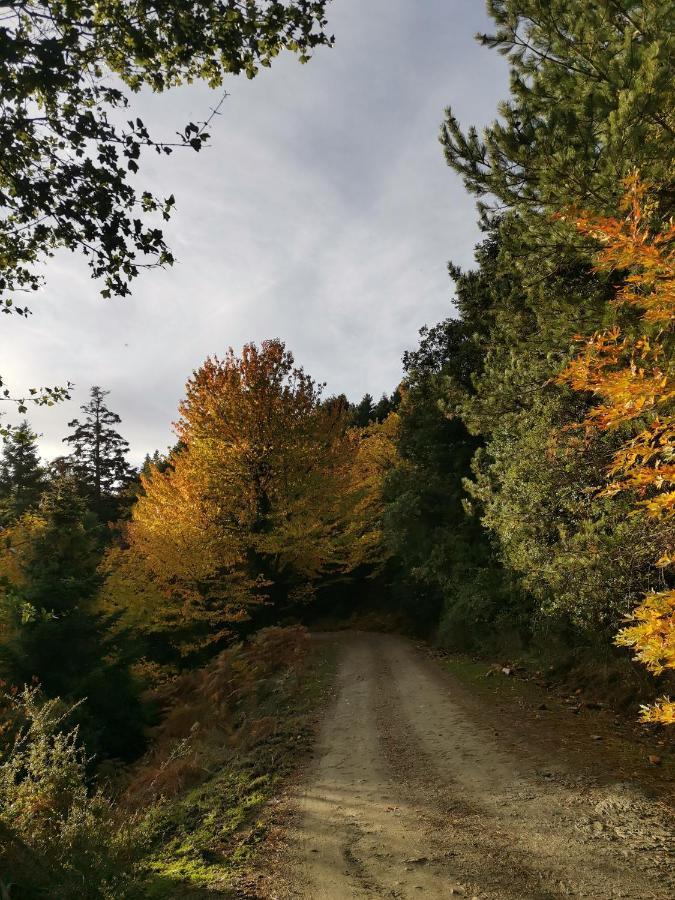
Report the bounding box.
[0,1,673,898]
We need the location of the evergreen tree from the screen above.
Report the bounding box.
[141,450,165,478]
[415,1,675,643]
[0,421,45,524]
[385,307,526,644]
[140,447,178,478]
[352,393,375,427]
[63,387,131,519]
[373,391,401,424]
[0,477,144,759]
[441,0,674,219]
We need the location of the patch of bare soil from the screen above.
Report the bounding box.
[248,633,674,899]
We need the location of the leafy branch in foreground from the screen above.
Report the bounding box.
[557,174,674,724]
[0,378,73,437]
[0,0,333,306]
[0,1,332,427]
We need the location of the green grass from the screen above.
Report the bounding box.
[438,654,544,702]
[139,641,338,897]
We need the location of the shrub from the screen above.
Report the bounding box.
[0,687,144,899]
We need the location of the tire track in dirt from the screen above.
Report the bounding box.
[376,635,673,899]
[267,634,463,898]
[257,633,674,900]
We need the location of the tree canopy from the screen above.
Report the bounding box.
[107,340,393,651]
[0,0,333,309]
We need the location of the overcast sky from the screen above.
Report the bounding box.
[3,0,508,464]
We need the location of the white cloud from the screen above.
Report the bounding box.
[0,0,508,464]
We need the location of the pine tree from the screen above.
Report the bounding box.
[441,0,674,219]
[63,387,131,519]
[0,477,144,759]
[352,393,375,427]
[373,391,401,423]
[0,420,45,524]
[384,314,521,641]
[140,447,177,478]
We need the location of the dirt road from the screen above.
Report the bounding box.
[257,632,674,900]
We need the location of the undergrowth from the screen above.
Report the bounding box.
[0,626,336,898]
[134,626,336,895]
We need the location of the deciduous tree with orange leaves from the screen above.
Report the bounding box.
[105,340,394,652]
[557,175,674,724]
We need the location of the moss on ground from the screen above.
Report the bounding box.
[139,640,337,897]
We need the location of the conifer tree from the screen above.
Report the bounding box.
[0,420,45,524]
[0,476,144,759]
[63,387,132,519]
[418,0,674,646]
[373,391,401,423]
[352,393,375,427]
[441,0,674,218]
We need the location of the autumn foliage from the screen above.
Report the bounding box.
[123,625,311,808]
[557,175,674,724]
[108,341,395,651]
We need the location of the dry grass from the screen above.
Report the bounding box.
[123,625,311,810]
